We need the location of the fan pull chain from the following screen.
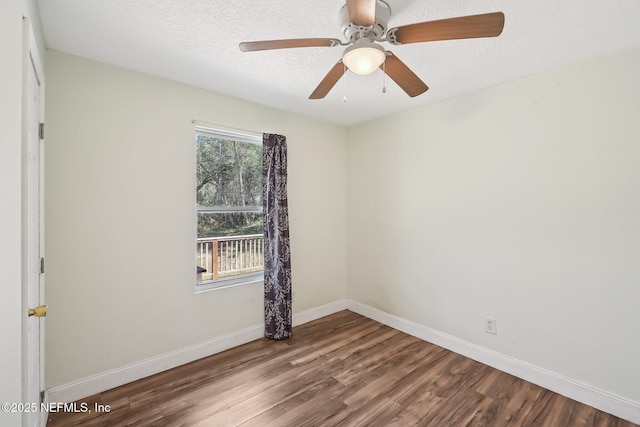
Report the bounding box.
[343,64,348,103]
[382,61,387,94]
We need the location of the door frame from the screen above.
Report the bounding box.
[21,17,46,427]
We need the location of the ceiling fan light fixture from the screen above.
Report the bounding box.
[342,40,386,75]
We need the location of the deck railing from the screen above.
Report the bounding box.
[197,234,264,281]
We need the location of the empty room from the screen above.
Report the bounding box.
[2,0,639,426]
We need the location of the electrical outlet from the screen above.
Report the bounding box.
[485,318,497,335]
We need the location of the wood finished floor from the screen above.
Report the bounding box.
[47,310,637,427]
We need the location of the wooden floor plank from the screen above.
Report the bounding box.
[47,311,638,427]
[238,377,346,427]
[330,333,423,386]
[386,389,443,426]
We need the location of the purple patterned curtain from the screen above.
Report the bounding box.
[263,133,292,340]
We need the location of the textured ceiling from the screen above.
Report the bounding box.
[38,0,640,125]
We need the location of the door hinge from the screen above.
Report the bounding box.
[40,390,45,404]
[40,257,45,274]
[39,122,45,140]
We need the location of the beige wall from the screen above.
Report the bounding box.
[44,51,348,388]
[347,47,640,403]
[0,1,44,426]
[43,38,640,411]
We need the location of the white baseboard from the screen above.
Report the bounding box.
[346,299,640,425]
[293,299,348,326]
[47,299,348,405]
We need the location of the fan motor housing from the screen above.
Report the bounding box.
[339,0,391,42]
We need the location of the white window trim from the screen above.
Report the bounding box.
[194,121,262,144]
[196,272,264,293]
[194,122,263,292]
[197,206,262,213]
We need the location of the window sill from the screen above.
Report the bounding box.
[195,272,264,294]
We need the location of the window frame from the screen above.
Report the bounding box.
[194,123,264,293]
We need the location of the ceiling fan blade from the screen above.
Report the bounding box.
[309,61,346,99]
[346,0,376,27]
[239,38,341,52]
[381,52,428,97]
[388,12,505,45]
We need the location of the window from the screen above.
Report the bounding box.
[195,125,263,291]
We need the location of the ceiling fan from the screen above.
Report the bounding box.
[239,0,505,100]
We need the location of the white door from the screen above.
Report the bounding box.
[22,18,46,427]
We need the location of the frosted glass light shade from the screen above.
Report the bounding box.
[342,41,386,75]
